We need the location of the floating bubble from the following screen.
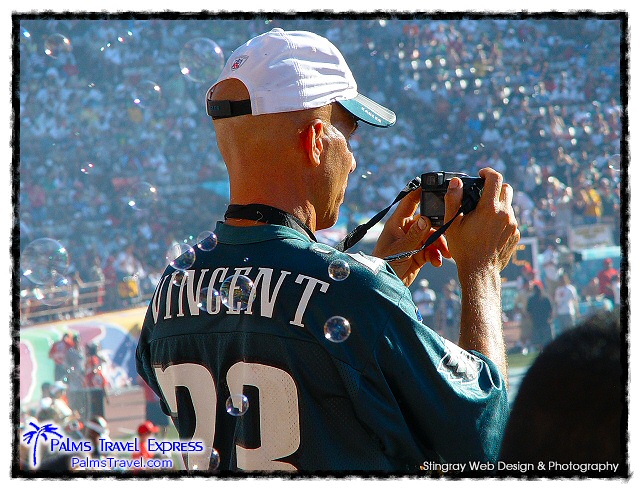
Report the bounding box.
[323,316,351,343]
[117,30,134,44]
[190,447,220,472]
[328,259,350,281]
[166,242,196,271]
[131,80,162,108]
[44,33,72,59]
[80,163,95,175]
[179,37,225,83]
[35,273,73,307]
[196,231,218,251]
[125,181,159,211]
[198,287,220,313]
[208,448,220,471]
[32,287,46,302]
[608,154,621,172]
[220,275,254,311]
[21,238,70,285]
[171,270,189,287]
[225,394,249,416]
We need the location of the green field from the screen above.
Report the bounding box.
[507,352,538,370]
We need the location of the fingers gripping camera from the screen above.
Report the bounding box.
[420,172,484,226]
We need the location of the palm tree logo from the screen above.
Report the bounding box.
[22,421,63,467]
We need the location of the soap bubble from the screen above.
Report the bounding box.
[171,270,189,287]
[21,238,70,285]
[328,259,350,281]
[166,242,196,271]
[197,287,220,313]
[80,162,95,175]
[323,316,351,343]
[196,231,218,251]
[125,181,159,211]
[208,447,220,471]
[34,273,73,307]
[179,37,225,83]
[116,29,135,45]
[608,154,621,172]
[191,447,220,472]
[44,33,72,59]
[225,394,249,416]
[220,275,254,311]
[131,80,162,108]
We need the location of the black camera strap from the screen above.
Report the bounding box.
[382,185,479,261]
[225,176,468,263]
[335,177,421,252]
[224,203,318,243]
[337,174,471,262]
[382,210,461,262]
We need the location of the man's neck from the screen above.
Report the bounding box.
[226,198,317,232]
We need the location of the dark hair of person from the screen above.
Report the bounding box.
[500,311,624,467]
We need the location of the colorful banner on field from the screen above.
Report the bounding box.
[18,307,147,406]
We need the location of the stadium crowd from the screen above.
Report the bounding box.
[18,16,622,331]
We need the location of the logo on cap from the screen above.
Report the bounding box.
[360,107,382,124]
[231,56,248,71]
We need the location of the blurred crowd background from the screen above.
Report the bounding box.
[17,15,623,336]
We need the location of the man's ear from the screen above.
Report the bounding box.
[301,120,324,166]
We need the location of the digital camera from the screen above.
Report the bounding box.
[420,172,484,226]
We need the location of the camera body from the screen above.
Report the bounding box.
[420,171,484,226]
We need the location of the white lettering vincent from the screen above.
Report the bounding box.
[150,267,329,328]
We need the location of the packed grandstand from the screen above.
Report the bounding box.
[18,15,622,327]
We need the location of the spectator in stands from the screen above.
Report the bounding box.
[132,420,164,464]
[83,415,113,460]
[581,276,600,301]
[413,278,437,328]
[513,279,534,352]
[83,355,109,418]
[554,273,580,337]
[597,257,619,304]
[526,284,554,350]
[48,332,73,381]
[18,18,622,325]
[436,281,462,343]
[541,242,562,299]
[37,381,74,425]
[611,273,621,313]
[64,334,86,415]
[102,256,119,310]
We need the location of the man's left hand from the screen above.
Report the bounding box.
[372,189,451,286]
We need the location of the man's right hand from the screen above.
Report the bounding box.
[443,167,520,277]
[442,167,520,380]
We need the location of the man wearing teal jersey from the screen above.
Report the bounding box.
[137,28,520,474]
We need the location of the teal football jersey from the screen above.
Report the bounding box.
[136,222,509,473]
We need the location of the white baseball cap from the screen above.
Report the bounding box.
[206,28,396,128]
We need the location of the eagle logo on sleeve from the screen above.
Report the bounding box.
[437,339,483,383]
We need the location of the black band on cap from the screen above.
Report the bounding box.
[207,99,252,119]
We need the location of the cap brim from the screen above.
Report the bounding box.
[338,94,396,128]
